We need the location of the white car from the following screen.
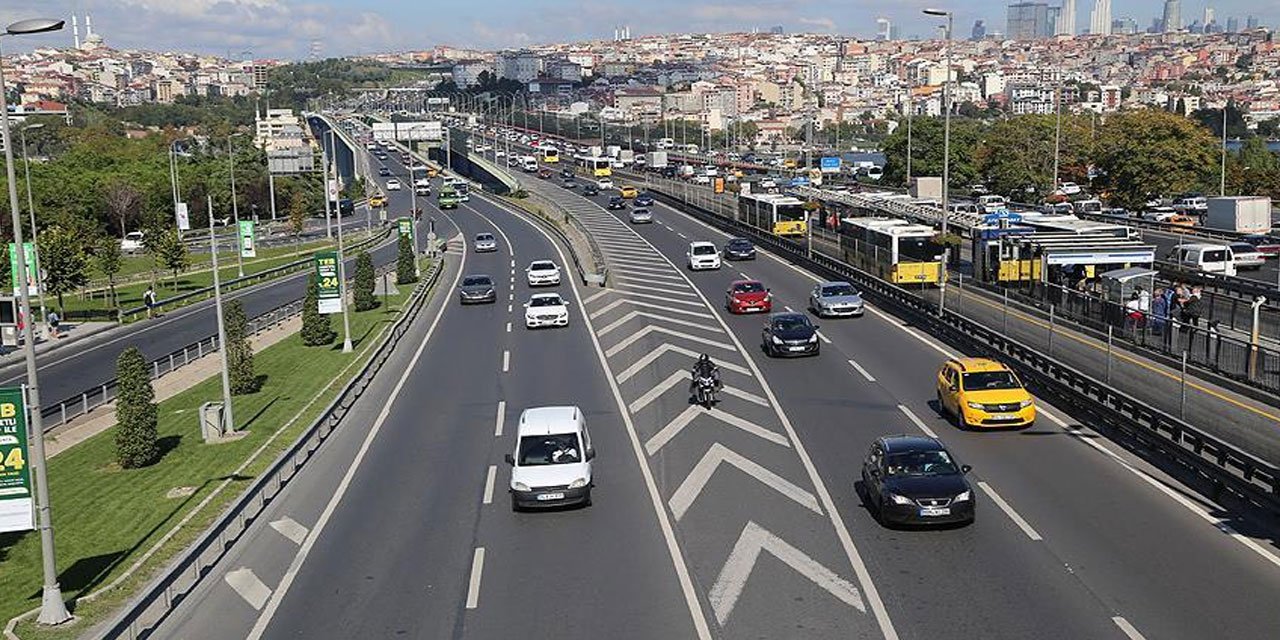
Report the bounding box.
[524,292,569,328]
[385,178,402,191]
[629,208,653,224]
[474,233,498,253]
[693,175,711,185]
[686,241,722,271]
[526,260,562,286]
[442,176,459,187]
[596,178,614,190]
[120,231,145,253]
[1057,182,1082,196]
[505,406,594,510]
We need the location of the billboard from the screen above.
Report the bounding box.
[268,148,316,174]
[820,156,842,174]
[372,121,443,142]
[314,251,343,314]
[0,386,33,533]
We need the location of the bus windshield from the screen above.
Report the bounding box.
[775,203,806,223]
[897,236,945,262]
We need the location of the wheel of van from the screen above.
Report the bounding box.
[510,495,522,512]
[583,489,593,508]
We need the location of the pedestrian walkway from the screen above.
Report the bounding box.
[0,321,116,365]
[43,316,300,458]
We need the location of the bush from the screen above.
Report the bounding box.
[353,250,378,311]
[114,347,159,468]
[301,273,336,346]
[224,300,258,394]
[396,234,417,285]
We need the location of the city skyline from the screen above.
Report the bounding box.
[0,0,1274,59]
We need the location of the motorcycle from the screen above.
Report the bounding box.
[693,373,718,408]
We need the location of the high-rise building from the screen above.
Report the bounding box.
[1057,0,1076,34]
[1008,2,1054,39]
[1226,16,1238,32]
[1112,16,1138,33]
[769,25,784,34]
[1203,7,1214,28]
[1089,0,1112,34]
[1246,15,1259,29]
[876,18,893,40]
[1162,0,1181,32]
[971,19,988,40]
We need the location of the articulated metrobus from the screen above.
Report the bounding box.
[838,217,946,285]
[541,145,560,163]
[577,155,612,177]
[737,192,807,237]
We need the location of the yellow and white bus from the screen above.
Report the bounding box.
[738,192,807,237]
[578,155,612,178]
[541,145,560,163]
[838,217,946,285]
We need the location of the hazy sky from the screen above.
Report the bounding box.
[1,1,1274,59]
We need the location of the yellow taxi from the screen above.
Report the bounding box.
[935,358,1035,429]
[427,167,439,178]
[368,194,387,208]
[619,185,638,199]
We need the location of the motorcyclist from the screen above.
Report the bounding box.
[690,354,722,402]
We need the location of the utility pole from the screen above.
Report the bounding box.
[207,196,236,445]
[228,135,245,277]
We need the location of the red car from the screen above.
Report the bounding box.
[1241,234,1280,258]
[725,280,772,314]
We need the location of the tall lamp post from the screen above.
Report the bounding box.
[1220,102,1228,196]
[18,123,47,332]
[0,16,72,627]
[324,130,354,351]
[924,7,954,237]
[227,132,247,277]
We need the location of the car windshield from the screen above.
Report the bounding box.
[476,234,493,242]
[734,282,766,293]
[693,245,717,255]
[517,433,581,466]
[821,285,857,297]
[529,296,563,307]
[728,239,752,249]
[530,261,556,271]
[772,315,811,331]
[633,209,650,215]
[1230,243,1255,254]
[885,450,959,477]
[462,276,492,287]
[962,371,1020,390]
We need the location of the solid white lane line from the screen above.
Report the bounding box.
[502,350,510,372]
[246,220,467,640]
[268,517,309,546]
[483,465,497,505]
[848,359,876,383]
[977,481,1043,541]
[225,568,272,611]
[1112,617,1148,640]
[896,404,937,439]
[465,547,485,609]
[494,401,506,437]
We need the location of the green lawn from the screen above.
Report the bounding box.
[2,264,433,638]
[99,235,336,283]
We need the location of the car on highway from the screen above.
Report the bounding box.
[1240,234,1280,258]
[368,195,387,208]
[505,406,594,510]
[385,178,401,191]
[760,312,819,356]
[400,152,412,163]
[596,178,614,190]
[414,179,431,196]
[560,168,575,180]
[936,358,1036,429]
[723,237,756,261]
[537,168,553,179]
[524,292,570,329]
[1167,243,1238,276]
[634,193,655,207]
[809,281,865,317]
[692,174,711,185]
[725,280,772,314]
[474,233,498,253]
[1056,181,1083,196]
[583,184,599,196]
[607,196,628,210]
[970,184,990,197]
[619,185,639,199]
[525,260,562,286]
[120,231,146,253]
[561,177,578,189]
[860,435,974,526]
[628,208,653,224]
[1229,242,1266,270]
[686,241,721,271]
[457,274,497,305]
[378,166,391,177]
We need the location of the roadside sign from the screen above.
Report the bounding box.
[238,220,256,258]
[397,217,415,240]
[327,179,340,202]
[314,251,342,315]
[714,177,725,194]
[7,243,38,297]
[175,202,190,231]
[0,386,33,533]
[820,156,842,173]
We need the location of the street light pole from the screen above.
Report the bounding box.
[1220,103,1228,196]
[227,134,244,277]
[0,17,72,626]
[924,8,954,237]
[18,124,47,331]
[207,194,236,435]
[1052,76,1062,193]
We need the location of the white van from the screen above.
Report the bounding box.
[520,156,538,172]
[120,231,145,253]
[505,406,594,510]
[655,138,674,150]
[1168,243,1237,277]
[976,195,1007,213]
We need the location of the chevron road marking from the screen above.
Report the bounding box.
[629,371,769,414]
[613,270,689,284]
[709,521,865,626]
[617,290,709,307]
[605,247,665,260]
[614,281,702,299]
[268,517,309,545]
[598,310,723,338]
[225,568,273,611]
[721,384,771,407]
[581,288,613,306]
[615,343,752,384]
[594,297,717,320]
[645,405,789,455]
[607,325,737,358]
[668,443,821,520]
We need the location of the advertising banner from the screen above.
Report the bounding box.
[0,386,33,533]
[175,202,191,231]
[238,220,256,258]
[8,243,38,297]
[314,251,342,314]
[397,217,415,239]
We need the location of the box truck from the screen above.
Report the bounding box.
[645,151,668,170]
[1204,196,1271,234]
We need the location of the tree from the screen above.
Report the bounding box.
[881,116,986,189]
[40,225,91,312]
[353,250,377,311]
[151,228,189,290]
[102,181,143,237]
[301,273,336,346]
[396,234,417,285]
[224,300,258,394]
[1226,136,1280,199]
[288,189,307,238]
[114,346,159,468]
[1094,109,1218,208]
[974,114,1094,198]
[92,234,123,307]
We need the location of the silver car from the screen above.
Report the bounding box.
[629,208,653,224]
[1229,242,1266,270]
[810,281,865,317]
[458,274,497,304]
[474,233,498,253]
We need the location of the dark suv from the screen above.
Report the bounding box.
[607,196,627,210]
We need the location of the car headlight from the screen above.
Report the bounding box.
[808,334,818,343]
[771,335,784,345]
[568,478,588,489]
[954,490,972,502]
[513,482,530,492]
[889,493,913,506]
[966,401,985,410]
[1019,399,1034,408]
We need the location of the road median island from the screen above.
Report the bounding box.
[502,192,608,286]
[1,256,445,640]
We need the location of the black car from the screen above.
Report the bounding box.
[561,178,578,189]
[660,166,677,178]
[583,184,600,196]
[378,166,391,177]
[458,274,497,305]
[761,312,819,357]
[560,168,575,180]
[860,435,974,526]
[723,237,756,261]
[607,196,627,210]
[634,193,655,207]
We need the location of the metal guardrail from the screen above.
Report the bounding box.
[95,258,444,640]
[645,182,1280,517]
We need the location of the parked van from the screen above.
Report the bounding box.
[120,231,145,253]
[1167,243,1237,277]
[976,195,1007,213]
[505,406,594,510]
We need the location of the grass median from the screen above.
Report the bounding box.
[2,261,434,639]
